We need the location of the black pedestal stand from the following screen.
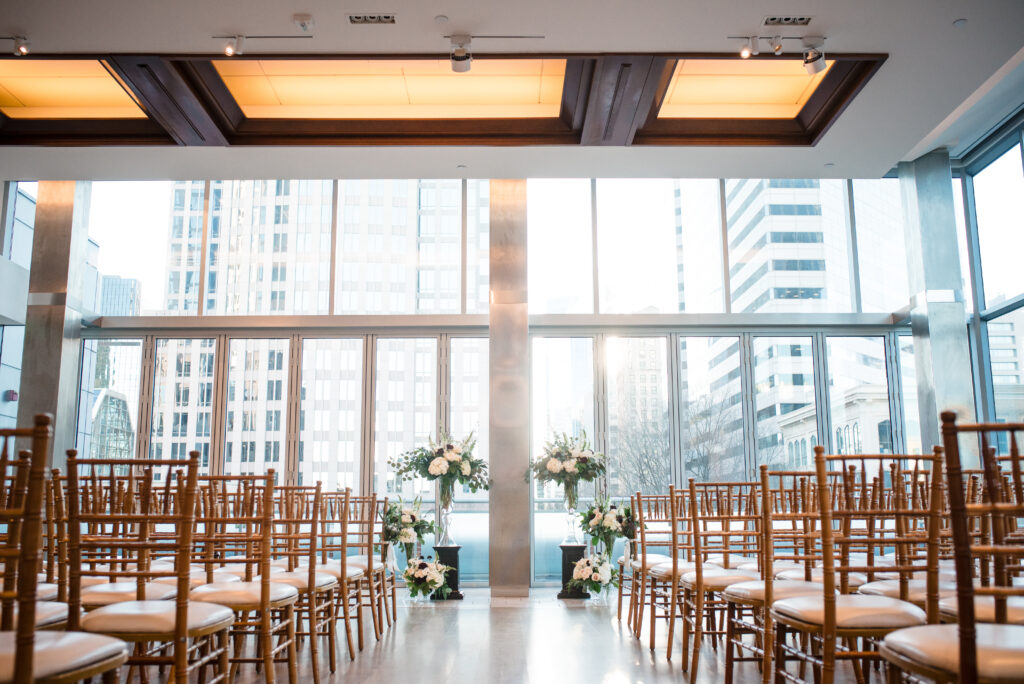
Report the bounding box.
[557,543,590,599]
[432,545,464,600]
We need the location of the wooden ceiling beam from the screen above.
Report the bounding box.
[579,55,670,146]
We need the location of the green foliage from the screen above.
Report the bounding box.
[388,431,490,508]
[526,431,607,507]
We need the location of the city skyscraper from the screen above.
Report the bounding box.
[100,275,141,316]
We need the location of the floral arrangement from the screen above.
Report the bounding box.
[388,431,489,509]
[381,498,436,560]
[568,555,617,594]
[581,499,637,557]
[527,432,606,509]
[403,557,451,599]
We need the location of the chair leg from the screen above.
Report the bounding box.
[725,601,736,684]
[306,595,320,684]
[340,584,356,661]
[689,590,705,677]
[325,589,338,673]
[218,628,230,684]
[761,604,773,684]
[648,577,659,651]
[666,581,678,661]
[286,604,298,684]
[356,581,365,652]
[617,562,626,621]
[634,573,648,636]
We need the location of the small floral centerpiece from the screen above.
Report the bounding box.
[581,499,636,559]
[527,432,606,511]
[388,431,489,545]
[568,555,617,596]
[381,498,436,561]
[403,557,451,599]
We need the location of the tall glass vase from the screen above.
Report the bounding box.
[437,479,455,546]
[561,481,581,544]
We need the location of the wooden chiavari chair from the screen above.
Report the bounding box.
[0,414,128,683]
[344,493,388,642]
[880,413,1024,683]
[268,483,338,682]
[630,492,673,638]
[190,472,299,684]
[677,480,762,677]
[69,451,233,683]
[318,489,366,660]
[771,450,934,684]
[722,467,822,684]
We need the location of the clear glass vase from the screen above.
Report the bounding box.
[562,481,581,544]
[436,479,455,546]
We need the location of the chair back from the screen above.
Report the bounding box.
[0,414,52,683]
[193,473,276,587]
[941,412,1024,683]
[634,492,673,569]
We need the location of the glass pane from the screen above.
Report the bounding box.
[527,179,593,314]
[826,337,893,454]
[299,338,363,491]
[206,180,333,315]
[7,182,36,269]
[679,336,745,481]
[466,180,490,314]
[0,326,24,430]
[753,336,817,469]
[449,338,489,581]
[605,337,671,495]
[725,179,853,313]
[77,339,143,460]
[853,179,910,313]
[151,338,215,473]
[975,144,1024,307]
[597,179,725,313]
[223,339,289,477]
[531,337,594,581]
[899,336,923,454]
[991,307,1024,423]
[373,337,438,501]
[87,181,186,315]
[952,178,973,309]
[335,180,460,314]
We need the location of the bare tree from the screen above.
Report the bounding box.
[680,391,743,482]
[607,409,672,496]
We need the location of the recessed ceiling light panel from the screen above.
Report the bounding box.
[762,16,813,27]
[348,15,396,24]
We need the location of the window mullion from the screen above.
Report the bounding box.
[813,332,833,453]
[360,333,376,496]
[209,333,230,476]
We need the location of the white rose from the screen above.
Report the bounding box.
[570,448,581,460]
[461,461,471,476]
[597,562,612,584]
[398,528,417,544]
[401,513,412,524]
[589,512,602,528]
[545,458,563,474]
[563,459,578,473]
[428,457,450,476]
[453,445,463,454]
[581,450,593,459]
[445,450,461,462]
[402,507,415,516]
[603,512,621,530]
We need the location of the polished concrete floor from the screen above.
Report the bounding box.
[234,590,857,684]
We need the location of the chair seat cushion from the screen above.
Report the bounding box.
[938,595,1024,624]
[624,553,669,570]
[883,624,1024,680]
[266,571,338,591]
[875,570,958,583]
[648,562,719,580]
[215,563,284,577]
[724,580,824,603]
[707,554,759,569]
[191,581,298,608]
[859,579,957,603]
[682,569,760,590]
[772,594,926,629]
[152,570,241,588]
[80,582,176,606]
[304,563,364,581]
[0,630,128,682]
[343,555,370,570]
[81,600,234,636]
[776,568,869,587]
[740,560,802,574]
[11,601,69,627]
[36,583,58,601]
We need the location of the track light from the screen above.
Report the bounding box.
[450,34,471,73]
[12,36,29,56]
[224,35,244,57]
[739,35,760,59]
[771,35,784,55]
[801,37,826,74]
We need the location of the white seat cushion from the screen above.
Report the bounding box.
[883,624,1024,680]
[623,553,669,569]
[152,570,241,588]
[648,562,719,580]
[36,583,58,601]
[80,582,176,606]
[740,560,802,574]
[0,630,128,682]
[859,579,957,603]
[938,595,1024,624]
[214,563,284,577]
[682,569,760,590]
[11,601,69,627]
[776,568,869,588]
[191,581,298,607]
[773,594,926,629]
[81,600,234,635]
[724,580,825,603]
[344,555,370,569]
[304,563,364,581]
[266,571,338,592]
[875,570,958,583]
[707,554,759,569]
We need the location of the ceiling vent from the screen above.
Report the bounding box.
[348,15,396,25]
[762,16,813,27]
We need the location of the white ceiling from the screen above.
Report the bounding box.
[2,0,1023,180]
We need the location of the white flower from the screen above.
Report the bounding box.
[545,458,563,474]
[444,450,461,462]
[597,562,612,584]
[603,512,621,531]
[581,450,593,459]
[401,513,412,524]
[461,461,471,476]
[563,459,578,473]
[398,528,416,544]
[579,564,592,580]
[428,457,450,476]
[453,445,463,455]
[402,507,415,517]
[570,448,582,460]
[589,512,602,528]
